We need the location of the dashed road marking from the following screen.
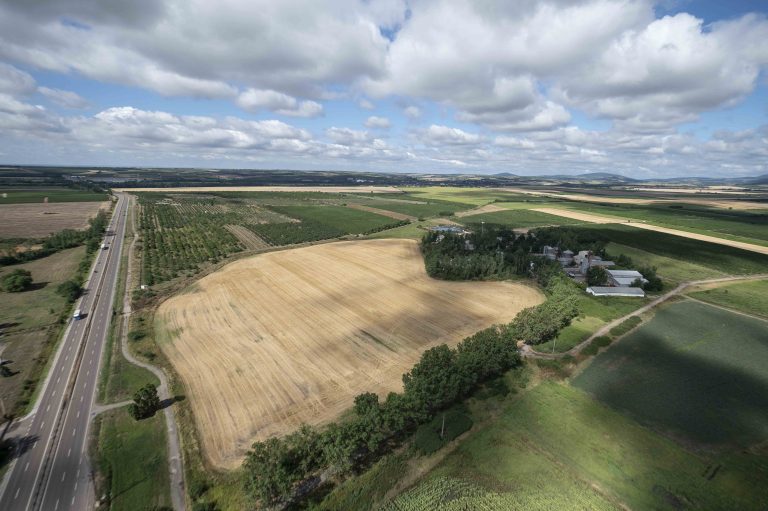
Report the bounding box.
[24,462,29,472]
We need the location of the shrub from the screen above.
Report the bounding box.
[1,269,33,292]
[609,316,642,337]
[56,280,82,302]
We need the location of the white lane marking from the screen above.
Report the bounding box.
[56,376,60,384]
[76,410,80,419]
[71,496,75,506]
[41,421,45,428]
[67,448,71,458]
[80,396,83,403]
[55,498,59,510]
[24,462,29,472]
[61,471,66,482]
[46,404,50,412]
[33,441,37,449]
[14,488,19,499]
[72,428,76,437]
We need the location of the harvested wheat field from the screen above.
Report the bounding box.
[157,238,542,469]
[0,201,111,238]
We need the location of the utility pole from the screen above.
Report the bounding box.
[440,413,446,440]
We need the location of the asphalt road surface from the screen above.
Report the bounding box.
[0,193,128,511]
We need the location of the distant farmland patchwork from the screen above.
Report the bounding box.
[156,239,543,468]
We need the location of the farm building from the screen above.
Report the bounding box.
[587,286,645,297]
[606,269,647,287]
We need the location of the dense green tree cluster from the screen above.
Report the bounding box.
[128,383,161,420]
[1,269,33,292]
[55,280,83,302]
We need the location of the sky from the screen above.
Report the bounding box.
[0,0,767,178]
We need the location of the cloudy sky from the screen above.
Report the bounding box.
[0,0,767,177]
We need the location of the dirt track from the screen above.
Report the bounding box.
[347,203,415,220]
[157,239,542,469]
[455,204,507,217]
[0,201,111,238]
[533,207,768,256]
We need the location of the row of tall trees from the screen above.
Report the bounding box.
[243,324,521,506]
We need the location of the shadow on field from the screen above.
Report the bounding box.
[576,334,768,449]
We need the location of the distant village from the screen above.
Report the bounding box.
[428,224,648,297]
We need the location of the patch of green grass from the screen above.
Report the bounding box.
[577,293,647,322]
[688,280,768,319]
[395,382,768,511]
[578,224,768,275]
[0,246,87,412]
[414,406,473,455]
[534,316,605,353]
[103,352,160,404]
[0,188,109,204]
[606,242,727,283]
[270,205,404,234]
[97,409,171,511]
[581,335,612,356]
[310,453,409,511]
[609,315,642,337]
[573,300,768,447]
[463,208,583,228]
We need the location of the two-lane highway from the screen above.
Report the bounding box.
[0,193,129,511]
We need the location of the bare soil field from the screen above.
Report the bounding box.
[347,203,415,221]
[0,201,110,238]
[156,239,542,469]
[535,207,768,256]
[223,225,269,250]
[532,207,625,224]
[114,186,402,193]
[455,204,507,217]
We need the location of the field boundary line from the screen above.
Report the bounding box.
[683,295,768,324]
[523,273,768,360]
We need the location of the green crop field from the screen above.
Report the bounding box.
[574,300,768,448]
[688,279,768,319]
[0,188,109,204]
[96,409,171,511]
[558,202,768,246]
[268,204,405,234]
[606,242,727,283]
[358,196,472,218]
[385,382,768,511]
[401,187,535,205]
[461,208,583,228]
[576,224,768,275]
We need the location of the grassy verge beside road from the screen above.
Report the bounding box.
[94,410,171,511]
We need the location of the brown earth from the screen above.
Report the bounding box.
[223,225,270,250]
[0,201,111,238]
[455,204,507,217]
[156,239,543,469]
[347,203,415,220]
